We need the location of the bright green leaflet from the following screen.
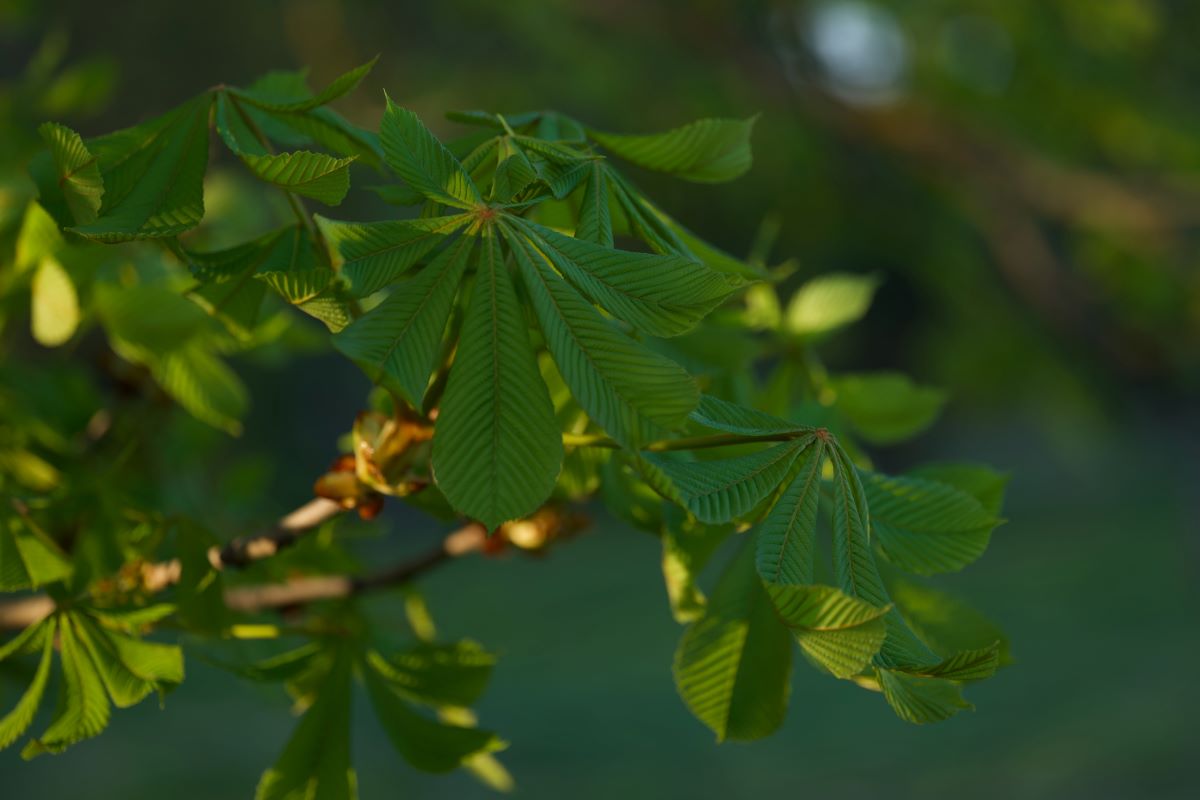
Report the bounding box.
[674,538,792,741]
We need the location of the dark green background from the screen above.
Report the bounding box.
[2,0,1197,797]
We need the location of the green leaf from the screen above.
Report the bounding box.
[508,217,740,338]
[662,519,733,623]
[504,222,698,447]
[36,122,103,224]
[363,663,503,774]
[30,257,79,347]
[491,138,538,202]
[432,234,562,530]
[15,202,66,273]
[673,538,792,741]
[181,229,287,336]
[646,438,809,524]
[0,617,53,662]
[590,116,757,183]
[71,94,211,241]
[605,171,763,280]
[380,97,481,209]
[158,341,249,436]
[765,583,888,678]
[876,668,972,725]
[784,272,880,337]
[831,372,946,445]
[863,471,1002,575]
[830,445,939,670]
[755,439,824,584]
[688,394,806,436]
[920,645,1000,682]
[0,621,54,751]
[364,641,496,708]
[574,162,612,247]
[74,616,182,708]
[0,512,73,591]
[907,462,1010,517]
[886,575,1012,665]
[23,615,111,757]
[316,213,471,298]
[257,649,357,800]
[240,150,357,205]
[236,57,378,112]
[333,233,473,405]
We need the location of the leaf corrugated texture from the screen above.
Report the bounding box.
[766,583,888,678]
[380,98,481,209]
[647,439,807,524]
[755,439,823,584]
[504,221,697,447]
[37,122,103,224]
[23,616,111,757]
[241,150,356,205]
[71,95,211,241]
[689,394,806,436]
[432,234,563,530]
[315,213,470,298]
[334,233,473,405]
[575,162,613,247]
[673,539,791,741]
[830,445,939,671]
[877,668,972,725]
[590,117,756,183]
[508,217,739,338]
[864,471,1001,575]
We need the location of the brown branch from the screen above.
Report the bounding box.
[208,497,344,570]
[223,523,487,614]
[0,497,345,630]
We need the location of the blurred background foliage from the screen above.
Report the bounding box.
[0,0,1196,797]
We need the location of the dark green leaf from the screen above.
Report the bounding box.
[432,233,562,530]
[333,233,473,405]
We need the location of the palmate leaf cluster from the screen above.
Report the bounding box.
[0,55,1011,794]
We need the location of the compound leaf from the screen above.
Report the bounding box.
[504,221,698,447]
[508,217,740,338]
